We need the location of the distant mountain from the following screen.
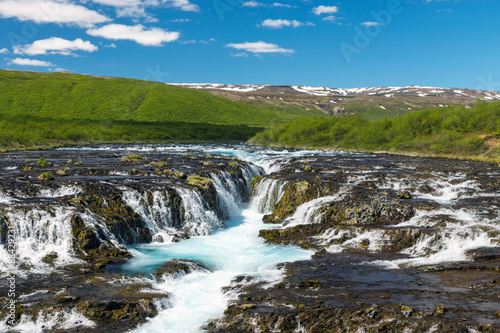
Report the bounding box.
[171,83,500,120]
[171,83,500,100]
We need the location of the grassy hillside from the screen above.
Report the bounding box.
[249,101,500,161]
[0,70,316,127]
[0,70,327,151]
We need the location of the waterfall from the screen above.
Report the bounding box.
[0,206,80,274]
[283,194,342,228]
[38,185,82,198]
[175,187,224,236]
[209,172,241,220]
[250,178,286,214]
[121,189,178,243]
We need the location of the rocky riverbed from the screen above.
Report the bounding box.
[0,146,261,332]
[1,145,499,332]
[208,153,500,332]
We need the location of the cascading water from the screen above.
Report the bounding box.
[124,164,312,333]
[0,206,80,275]
[2,144,499,332]
[121,189,178,243]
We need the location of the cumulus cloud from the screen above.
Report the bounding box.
[164,0,199,12]
[87,24,180,46]
[260,19,312,29]
[0,48,8,54]
[361,21,382,27]
[14,37,98,56]
[272,3,297,8]
[0,0,110,27]
[8,57,55,67]
[322,15,336,22]
[242,1,261,7]
[226,41,294,54]
[313,5,339,15]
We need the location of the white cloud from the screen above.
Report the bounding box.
[242,1,260,7]
[0,48,8,54]
[322,15,336,22]
[231,52,248,57]
[92,0,144,6]
[313,5,339,15]
[272,3,297,8]
[0,0,110,27]
[164,0,199,12]
[243,1,297,8]
[8,57,55,67]
[116,6,146,17]
[361,21,382,27]
[226,41,295,54]
[14,37,98,56]
[87,24,180,46]
[261,19,310,29]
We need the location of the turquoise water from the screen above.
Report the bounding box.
[128,207,312,333]
[59,144,334,332]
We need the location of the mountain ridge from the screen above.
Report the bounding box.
[170,83,500,120]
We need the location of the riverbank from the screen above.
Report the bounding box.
[248,101,500,163]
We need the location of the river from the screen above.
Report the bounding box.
[0,144,498,332]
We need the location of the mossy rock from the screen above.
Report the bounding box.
[187,175,213,190]
[175,171,187,179]
[38,172,54,181]
[121,154,145,162]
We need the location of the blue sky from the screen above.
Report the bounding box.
[0,0,499,90]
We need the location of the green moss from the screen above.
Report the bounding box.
[187,175,213,190]
[38,171,54,181]
[251,176,263,189]
[37,158,48,167]
[121,154,144,162]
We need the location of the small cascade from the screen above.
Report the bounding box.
[77,210,125,249]
[283,194,343,228]
[0,206,79,274]
[38,185,82,198]
[121,189,178,243]
[0,191,12,204]
[175,187,224,236]
[390,208,499,266]
[0,308,96,333]
[209,173,241,220]
[250,178,286,214]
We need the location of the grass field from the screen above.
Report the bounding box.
[0,70,324,150]
[249,101,500,161]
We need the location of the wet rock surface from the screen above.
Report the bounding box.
[152,259,209,279]
[0,262,168,333]
[1,147,500,332]
[0,146,261,332]
[209,154,500,332]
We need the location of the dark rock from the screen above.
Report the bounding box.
[152,259,208,279]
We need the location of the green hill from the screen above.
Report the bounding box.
[248,101,500,161]
[0,70,324,151]
[0,70,304,127]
